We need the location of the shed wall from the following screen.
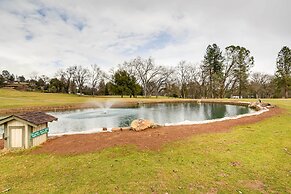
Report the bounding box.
[32,123,48,147]
[3,123,7,148]
[6,120,29,149]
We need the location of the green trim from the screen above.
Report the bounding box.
[31,128,49,139]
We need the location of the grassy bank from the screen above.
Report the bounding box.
[0,88,248,115]
[0,88,190,115]
[0,88,165,109]
[0,89,194,112]
[0,97,290,193]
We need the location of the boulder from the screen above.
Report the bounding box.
[248,102,273,110]
[248,102,263,111]
[130,119,155,131]
[249,102,259,109]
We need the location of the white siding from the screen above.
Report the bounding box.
[32,123,48,147]
[10,128,23,148]
[9,120,25,127]
[7,120,28,149]
[4,119,49,149]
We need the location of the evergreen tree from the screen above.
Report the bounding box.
[0,75,4,87]
[112,70,140,98]
[225,45,254,97]
[275,46,291,98]
[202,44,224,98]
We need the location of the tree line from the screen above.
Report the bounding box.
[0,44,290,98]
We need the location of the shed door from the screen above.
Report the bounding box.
[10,128,23,148]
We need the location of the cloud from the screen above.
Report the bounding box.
[0,0,290,77]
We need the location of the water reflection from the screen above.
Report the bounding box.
[0,103,253,136]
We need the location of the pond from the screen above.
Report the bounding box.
[43,102,254,135]
[0,102,255,136]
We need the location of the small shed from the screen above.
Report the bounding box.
[0,112,57,149]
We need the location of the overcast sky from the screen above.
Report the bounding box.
[0,0,290,77]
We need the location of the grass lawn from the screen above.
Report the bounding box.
[0,88,180,110]
[0,90,290,193]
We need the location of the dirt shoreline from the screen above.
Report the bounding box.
[1,99,273,154]
[24,106,281,155]
[0,99,251,115]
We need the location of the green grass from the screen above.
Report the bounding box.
[0,90,290,193]
[0,88,174,109]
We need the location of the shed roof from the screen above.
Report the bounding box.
[0,112,57,126]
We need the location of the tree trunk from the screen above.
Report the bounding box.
[239,77,242,98]
[220,88,225,98]
[156,89,158,98]
[284,85,289,98]
[144,84,147,97]
[209,71,213,98]
[67,80,71,94]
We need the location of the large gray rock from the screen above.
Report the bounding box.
[130,119,155,131]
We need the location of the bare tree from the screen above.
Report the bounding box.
[118,61,137,77]
[177,61,192,98]
[90,64,103,96]
[29,71,38,81]
[126,57,160,97]
[250,72,273,98]
[119,57,175,97]
[187,64,202,98]
[220,49,239,97]
[40,75,50,85]
[74,66,90,95]
[57,66,77,93]
[152,66,174,97]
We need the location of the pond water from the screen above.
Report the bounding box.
[42,102,254,135]
[0,103,254,136]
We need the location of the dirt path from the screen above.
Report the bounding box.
[27,107,282,155]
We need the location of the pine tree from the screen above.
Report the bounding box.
[202,44,224,98]
[276,46,291,98]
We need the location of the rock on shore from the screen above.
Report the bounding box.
[130,119,157,131]
[248,102,273,111]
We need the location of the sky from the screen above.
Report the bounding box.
[0,0,290,77]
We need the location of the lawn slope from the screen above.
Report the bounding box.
[0,99,290,193]
[0,88,185,112]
